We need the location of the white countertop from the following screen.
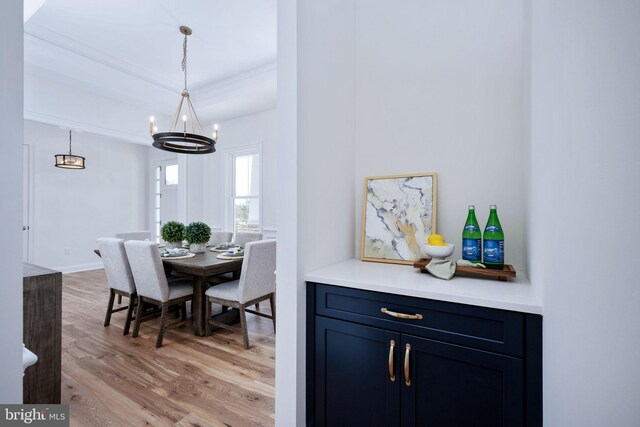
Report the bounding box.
[305,259,543,315]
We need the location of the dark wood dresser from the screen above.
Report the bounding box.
[23,263,62,404]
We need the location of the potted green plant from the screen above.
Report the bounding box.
[184,221,211,253]
[160,221,185,249]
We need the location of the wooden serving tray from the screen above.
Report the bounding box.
[413,258,516,282]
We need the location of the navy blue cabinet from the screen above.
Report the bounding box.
[315,317,400,426]
[307,283,542,427]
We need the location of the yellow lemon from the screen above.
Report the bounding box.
[428,234,446,246]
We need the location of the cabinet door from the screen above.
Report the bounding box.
[315,316,401,426]
[401,335,523,427]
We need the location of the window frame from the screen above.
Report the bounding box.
[150,159,179,243]
[225,143,263,235]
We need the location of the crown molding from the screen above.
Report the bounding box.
[25,23,277,106]
[192,62,277,93]
[25,23,180,93]
[24,110,150,146]
[24,23,277,131]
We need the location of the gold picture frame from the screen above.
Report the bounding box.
[361,172,437,265]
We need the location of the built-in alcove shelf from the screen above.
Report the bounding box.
[305,259,542,315]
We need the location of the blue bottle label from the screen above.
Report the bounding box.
[462,238,481,261]
[464,224,479,232]
[483,240,504,263]
[485,225,501,233]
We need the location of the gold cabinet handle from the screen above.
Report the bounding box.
[404,343,411,386]
[388,340,396,382]
[381,307,423,320]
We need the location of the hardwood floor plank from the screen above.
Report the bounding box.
[61,269,275,426]
[174,412,233,427]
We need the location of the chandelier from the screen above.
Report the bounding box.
[54,130,85,169]
[150,26,218,154]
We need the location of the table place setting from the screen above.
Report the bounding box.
[160,247,196,260]
[216,246,245,260]
[210,242,239,252]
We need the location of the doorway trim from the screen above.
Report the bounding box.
[23,143,35,263]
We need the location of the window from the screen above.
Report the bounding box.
[154,166,161,242]
[229,148,261,234]
[152,160,179,243]
[165,164,178,186]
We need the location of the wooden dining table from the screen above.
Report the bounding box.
[95,248,243,336]
[162,251,243,336]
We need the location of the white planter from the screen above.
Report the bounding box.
[165,241,182,249]
[189,243,206,253]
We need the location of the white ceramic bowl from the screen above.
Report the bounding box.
[421,243,455,260]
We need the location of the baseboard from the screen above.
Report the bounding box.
[54,261,104,274]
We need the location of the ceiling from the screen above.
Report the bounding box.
[24,0,277,143]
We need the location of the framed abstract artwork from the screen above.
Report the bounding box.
[361,173,437,264]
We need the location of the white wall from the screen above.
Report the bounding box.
[0,0,24,403]
[354,0,528,273]
[276,0,357,425]
[275,0,299,424]
[529,0,640,425]
[25,121,149,271]
[202,109,277,234]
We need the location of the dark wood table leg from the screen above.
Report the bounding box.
[191,276,206,336]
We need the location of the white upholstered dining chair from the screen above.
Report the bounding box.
[205,239,276,349]
[124,240,194,348]
[210,231,233,246]
[232,232,263,248]
[97,238,137,335]
[115,231,152,241]
[112,231,151,303]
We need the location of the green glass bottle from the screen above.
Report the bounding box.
[462,205,482,262]
[483,205,504,269]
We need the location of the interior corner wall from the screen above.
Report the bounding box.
[25,121,150,271]
[201,109,277,233]
[353,0,528,274]
[275,0,357,425]
[529,0,640,424]
[275,0,300,425]
[297,0,356,272]
[0,0,24,403]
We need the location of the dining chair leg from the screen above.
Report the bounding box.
[117,294,123,305]
[132,296,145,338]
[221,305,228,313]
[156,302,169,348]
[204,298,212,336]
[269,293,276,333]
[181,302,187,320]
[104,289,115,327]
[255,302,260,310]
[123,294,136,336]
[239,305,250,349]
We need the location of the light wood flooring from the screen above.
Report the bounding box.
[62,269,275,427]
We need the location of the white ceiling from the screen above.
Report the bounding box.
[24,0,277,142]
